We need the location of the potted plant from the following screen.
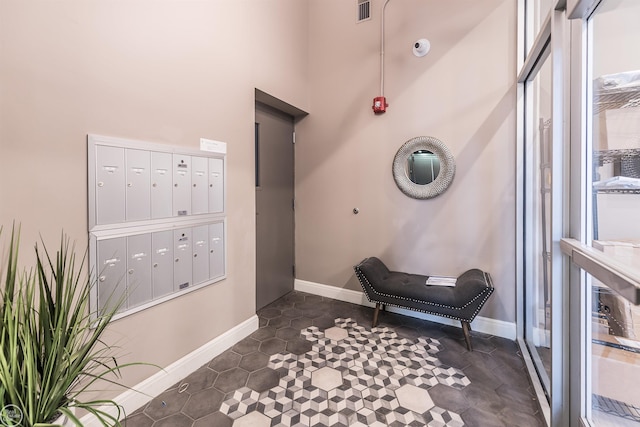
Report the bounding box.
[0,226,146,426]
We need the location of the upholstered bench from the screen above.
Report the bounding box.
[354,256,494,351]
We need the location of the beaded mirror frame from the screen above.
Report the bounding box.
[392,136,456,199]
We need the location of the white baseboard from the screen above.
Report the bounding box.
[295,279,516,340]
[79,315,259,426]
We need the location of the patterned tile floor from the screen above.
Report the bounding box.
[124,292,546,427]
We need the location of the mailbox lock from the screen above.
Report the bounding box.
[128,269,134,274]
[193,253,198,258]
[99,275,106,282]
[193,184,197,187]
[153,263,158,268]
[127,183,133,187]
[174,183,178,187]
[152,183,157,187]
[98,182,104,187]
[175,258,179,263]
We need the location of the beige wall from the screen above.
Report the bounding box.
[0,0,519,404]
[0,0,308,392]
[296,0,518,322]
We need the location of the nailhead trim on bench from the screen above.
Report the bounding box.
[354,266,494,323]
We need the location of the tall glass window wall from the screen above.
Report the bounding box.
[585,1,640,425]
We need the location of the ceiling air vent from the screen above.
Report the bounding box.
[357,0,371,23]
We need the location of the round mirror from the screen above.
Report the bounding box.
[393,136,455,199]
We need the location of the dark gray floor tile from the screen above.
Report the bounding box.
[239,351,269,372]
[286,337,313,355]
[391,324,424,340]
[490,335,520,353]
[267,316,291,329]
[247,367,281,392]
[265,298,295,312]
[276,326,302,341]
[250,326,277,342]
[491,347,526,370]
[192,411,233,427]
[180,366,218,394]
[232,338,261,355]
[295,306,325,319]
[462,382,507,414]
[154,413,193,427]
[312,315,337,329]
[182,388,225,420]
[433,348,471,370]
[304,294,324,304]
[281,307,303,318]
[378,312,406,328]
[257,307,281,319]
[349,306,377,326]
[213,367,249,393]
[495,383,541,415]
[462,361,504,391]
[499,407,546,427]
[122,412,154,427]
[461,406,508,427]
[279,291,306,304]
[491,363,531,390]
[325,300,358,317]
[428,383,470,414]
[259,337,287,355]
[290,317,314,330]
[208,351,241,372]
[464,347,505,372]
[468,335,498,354]
[143,389,189,420]
[258,317,268,327]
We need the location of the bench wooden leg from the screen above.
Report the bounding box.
[372,303,381,327]
[461,321,473,351]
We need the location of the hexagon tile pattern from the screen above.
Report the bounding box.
[219,318,465,426]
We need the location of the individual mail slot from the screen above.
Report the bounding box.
[125,149,151,221]
[152,230,174,299]
[173,154,191,216]
[208,158,224,213]
[97,237,127,314]
[191,157,209,215]
[192,225,209,285]
[209,222,225,279]
[96,145,125,225]
[173,228,193,291]
[127,233,152,309]
[151,151,173,219]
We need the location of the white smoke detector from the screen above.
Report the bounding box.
[413,38,431,57]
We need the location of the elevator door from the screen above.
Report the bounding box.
[255,103,295,310]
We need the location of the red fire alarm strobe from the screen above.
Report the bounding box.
[372,96,388,114]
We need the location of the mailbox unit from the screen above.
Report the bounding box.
[88,135,227,319]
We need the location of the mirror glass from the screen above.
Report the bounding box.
[406,150,440,185]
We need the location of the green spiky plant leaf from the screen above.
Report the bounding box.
[0,225,151,426]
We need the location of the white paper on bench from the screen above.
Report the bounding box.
[426,276,457,287]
